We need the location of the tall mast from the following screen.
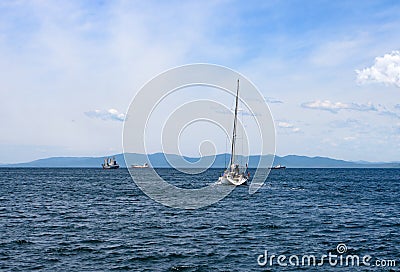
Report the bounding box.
[230,79,240,168]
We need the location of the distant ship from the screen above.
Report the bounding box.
[131,163,149,168]
[269,165,286,170]
[102,157,120,169]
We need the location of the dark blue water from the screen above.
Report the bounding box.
[1,168,399,271]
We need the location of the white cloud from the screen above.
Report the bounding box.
[377,107,400,119]
[330,118,363,128]
[301,100,377,113]
[277,121,301,133]
[264,96,283,104]
[85,109,125,122]
[356,50,400,87]
[278,121,293,128]
[344,136,357,141]
[302,100,400,118]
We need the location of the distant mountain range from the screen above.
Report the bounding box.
[1,153,399,168]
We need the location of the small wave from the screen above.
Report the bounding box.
[14,239,33,245]
[101,244,130,251]
[289,187,305,191]
[81,239,105,244]
[264,224,283,229]
[0,256,10,261]
[344,224,364,229]
[128,255,159,262]
[164,234,185,239]
[110,265,132,270]
[381,222,400,228]
[46,246,69,254]
[212,225,227,231]
[71,246,97,253]
[168,264,205,272]
[45,258,60,262]
[192,224,212,230]
[167,252,187,259]
[238,228,249,234]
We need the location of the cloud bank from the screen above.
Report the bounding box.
[356,50,400,87]
[85,109,125,122]
[301,100,377,113]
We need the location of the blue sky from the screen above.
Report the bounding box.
[1,0,400,163]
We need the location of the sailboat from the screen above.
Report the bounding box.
[218,79,249,186]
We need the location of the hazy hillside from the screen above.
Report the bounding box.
[2,153,399,168]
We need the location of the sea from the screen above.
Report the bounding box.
[0,168,399,271]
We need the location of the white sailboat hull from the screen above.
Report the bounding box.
[218,174,248,186]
